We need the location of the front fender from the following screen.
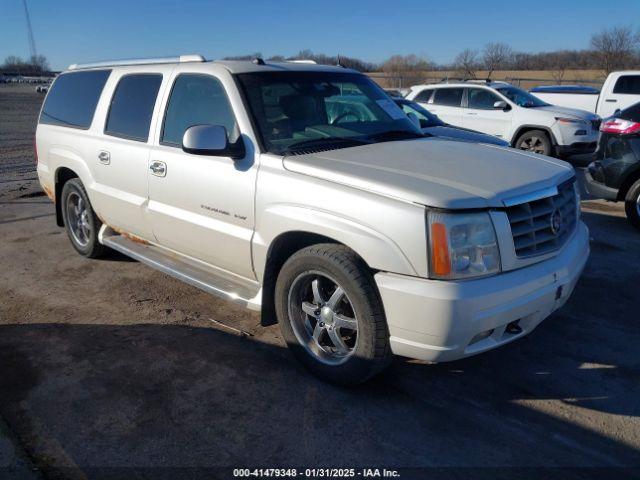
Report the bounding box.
[252,204,419,281]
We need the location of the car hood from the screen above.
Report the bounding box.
[534,105,598,120]
[422,125,509,147]
[282,137,574,209]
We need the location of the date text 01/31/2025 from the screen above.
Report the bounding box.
[232,468,401,478]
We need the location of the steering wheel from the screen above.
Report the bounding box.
[331,111,361,125]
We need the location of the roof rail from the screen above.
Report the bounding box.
[287,59,317,64]
[67,54,206,71]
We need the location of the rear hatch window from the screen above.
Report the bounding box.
[40,70,111,129]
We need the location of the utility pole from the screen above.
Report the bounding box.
[22,0,37,59]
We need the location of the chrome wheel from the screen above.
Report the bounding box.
[518,135,547,154]
[66,191,91,247]
[287,271,358,365]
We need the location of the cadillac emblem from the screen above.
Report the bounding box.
[550,208,563,235]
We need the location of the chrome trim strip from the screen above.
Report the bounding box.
[502,185,559,207]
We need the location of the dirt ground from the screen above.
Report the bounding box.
[0,84,639,479]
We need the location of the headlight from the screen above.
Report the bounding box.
[427,211,501,280]
[555,117,586,125]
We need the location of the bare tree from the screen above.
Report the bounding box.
[29,55,49,72]
[482,42,513,78]
[381,54,430,87]
[590,26,640,74]
[453,49,478,79]
[547,51,570,83]
[1,54,50,74]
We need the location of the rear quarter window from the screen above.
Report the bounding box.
[613,75,640,95]
[432,88,464,107]
[105,74,163,142]
[414,89,434,103]
[40,70,111,129]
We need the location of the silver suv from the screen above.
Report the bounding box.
[36,55,590,384]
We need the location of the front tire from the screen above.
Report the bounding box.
[61,178,106,258]
[515,130,552,156]
[624,179,640,231]
[275,244,391,385]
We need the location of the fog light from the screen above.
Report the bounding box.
[506,320,523,335]
[470,329,494,345]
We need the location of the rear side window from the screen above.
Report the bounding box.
[105,74,163,142]
[613,75,640,95]
[162,74,238,146]
[432,88,464,107]
[414,89,433,103]
[40,70,111,129]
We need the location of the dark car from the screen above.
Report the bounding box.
[393,98,510,147]
[585,101,640,230]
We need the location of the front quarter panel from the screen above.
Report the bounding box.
[252,155,428,281]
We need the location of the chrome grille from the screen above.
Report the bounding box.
[505,180,577,258]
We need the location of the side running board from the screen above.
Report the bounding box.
[98,225,262,311]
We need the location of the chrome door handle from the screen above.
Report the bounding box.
[98,151,111,165]
[605,99,617,103]
[149,161,167,177]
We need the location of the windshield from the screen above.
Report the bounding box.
[395,100,444,128]
[236,71,422,154]
[496,86,549,108]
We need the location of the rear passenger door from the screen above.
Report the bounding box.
[90,71,165,240]
[463,87,512,139]
[146,71,257,280]
[425,87,464,127]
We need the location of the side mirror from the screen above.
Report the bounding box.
[182,125,245,159]
[406,112,421,129]
[494,100,509,111]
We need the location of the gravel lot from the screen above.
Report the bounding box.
[0,84,639,479]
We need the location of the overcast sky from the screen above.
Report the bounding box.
[2,0,639,70]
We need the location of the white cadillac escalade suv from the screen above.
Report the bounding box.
[36,55,590,384]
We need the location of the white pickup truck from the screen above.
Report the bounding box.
[530,71,640,118]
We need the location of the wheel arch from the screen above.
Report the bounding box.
[617,165,640,201]
[259,231,345,326]
[54,166,79,227]
[510,125,558,147]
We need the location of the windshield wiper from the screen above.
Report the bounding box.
[366,130,425,142]
[284,136,372,153]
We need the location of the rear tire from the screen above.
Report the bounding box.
[624,179,640,232]
[61,178,106,258]
[515,130,552,156]
[275,244,391,385]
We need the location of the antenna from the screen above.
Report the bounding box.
[22,0,37,59]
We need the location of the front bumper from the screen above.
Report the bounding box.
[375,222,590,362]
[555,142,598,156]
[584,163,618,200]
